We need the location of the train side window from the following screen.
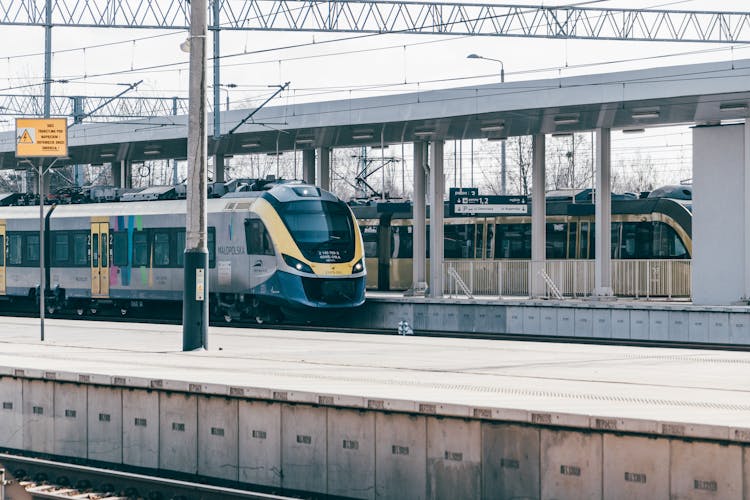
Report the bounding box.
[495,224,531,259]
[133,232,149,267]
[546,223,567,259]
[176,230,185,267]
[7,234,21,266]
[567,222,577,258]
[390,226,413,258]
[52,233,69,265]
[579,222,591,259]
[208,227,216,268]
[25,234,39,266]
[0,234,4,266]
[113,232,128,266]
[444,224,476,259]
[101,233,108,267]
[72,233,89,266]
[611,222,622,259]
[245,219,275,256]
[153,232,170,266]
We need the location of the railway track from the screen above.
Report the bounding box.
[2,308,749,352]
[0,453,307,500]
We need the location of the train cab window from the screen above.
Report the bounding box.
[113,232,128,266]
[8,234,21,265]
[72,233,88,266]
[245,219,275,256]
[53,233,69,265]
[133,232,149,267]
[153,232,171,266]
[25,234,39,266]
[652,222,689,258]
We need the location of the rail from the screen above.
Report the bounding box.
[444,259,691,299]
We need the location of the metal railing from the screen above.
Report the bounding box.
[443,259,691,299]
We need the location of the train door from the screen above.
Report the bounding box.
[90,222,110,297]
[0,223,5,294]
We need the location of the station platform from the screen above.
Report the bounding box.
[350,291,750,345]
[0,316,749,499]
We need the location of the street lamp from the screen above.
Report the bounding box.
[467,53,504,83]
[467,53,507,194]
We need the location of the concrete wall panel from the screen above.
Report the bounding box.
[670,440,742,499]
[669,310,689,340]
[556,308,574,336]
[473,307,505,334]
[730,313,750,344]
[458,306,477,333]
[541,429,602,500]
[375,413,426,500]
[629,310,649,339]
[574,309,593,337]
[482,423,540,500]
[611,309,630,339]
[123,389,159,468]
[87,386,122,463]
[426,417,481,500]
[540,308,557,335]
[506,306,524,334]
[159,392,198,474]
[0,377,23,449]
[649,310,669,341]
[708,312,730,343]
[239,400,281,487]
[198,396,238,481]
[54,383,87,458]
[281,404,327,494]
[592,309,611,338]
[430,305,459,331]
[413,304,428,331]
[23,379,54,454]
[327,408,375,499]
[522,307,541,335]
[689,312,709,342]
[603,434,668,500]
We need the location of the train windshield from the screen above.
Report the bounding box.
[279,200,355,263]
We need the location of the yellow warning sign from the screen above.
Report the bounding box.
[15,118,68,158]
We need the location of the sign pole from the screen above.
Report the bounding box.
[15,118,67,343]
[39,159,44,342]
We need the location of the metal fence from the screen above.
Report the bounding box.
[443,259,691,299]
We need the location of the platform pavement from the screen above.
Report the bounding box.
[0,316,748,436]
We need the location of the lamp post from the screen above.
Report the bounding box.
[467,53,507,194]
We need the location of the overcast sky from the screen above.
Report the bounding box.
[1,0,749,186]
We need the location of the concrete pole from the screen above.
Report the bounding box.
[411,141,428,295]
[302,149,315,184]
[183,0,209,351]
[531,134,546,297]
[211,0,224,184]
[316,147,330,191]
[429,140,445,298]
[745,122,750,300]
[594,127,614,297]
[112,162,122,188]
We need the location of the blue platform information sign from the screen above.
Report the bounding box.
[449,188,528,216]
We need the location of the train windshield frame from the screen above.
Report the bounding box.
[278,200,355,263]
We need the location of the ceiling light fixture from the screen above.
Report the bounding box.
[622,128,645,134]
[352,133,374,140]
[413,129,435,137]
[553,115,579,125]
[720,102,748,112]
[241,141,260,148]
[631,110,660,119]
[480,123,505,132]
[143,149,160,155]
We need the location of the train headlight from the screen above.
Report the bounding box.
[283,254,314,274]
[351,259,364,273]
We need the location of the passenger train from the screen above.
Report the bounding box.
[0,180,366,322]
[351,186,692,291]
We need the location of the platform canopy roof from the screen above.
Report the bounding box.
[1,58,749,168]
